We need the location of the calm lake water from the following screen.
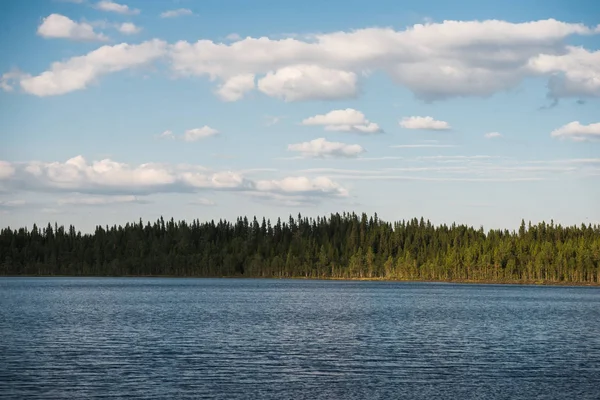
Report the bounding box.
[1,278,599,399]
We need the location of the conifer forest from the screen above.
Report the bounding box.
[1,213,599,284]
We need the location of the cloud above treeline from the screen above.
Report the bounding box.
[0,156,349,203]
[3,18,600,102]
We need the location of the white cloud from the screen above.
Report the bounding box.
[156,130,174,139]
[257,65,358,102]
[117,22,141,35]
[57,195,145,206]
[0,70,27,92]
[160,8,193,18]
[95,1,139,15]
[288,138,365,158]
[301,108,382,134]
[0,161,15,179]
[254,176,348,197]
[183,126,219,141]
[528,46,600,98]
[0,156,349,204]
[551,121,600,141]
[168,19,600,102]
[216,74,255,101]
[37,14,108,41]
[16,40,167,96]
[6,18,600,100]
[399,116,451,130]
[484,132,503,139]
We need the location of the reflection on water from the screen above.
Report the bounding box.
[1,278,599,399]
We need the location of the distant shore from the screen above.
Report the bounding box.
[2,275,599,287]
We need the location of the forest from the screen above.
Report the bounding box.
[1,213,599,284]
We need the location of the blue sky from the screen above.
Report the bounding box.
[1,0,599,232]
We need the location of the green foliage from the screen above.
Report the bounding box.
[1,214,599,283]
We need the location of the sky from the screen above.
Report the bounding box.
[0,0,599,232]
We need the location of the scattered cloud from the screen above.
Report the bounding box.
[37,14,108,41]
[551,121,600,141]
[7,19,600,101]
[254,176,348,197]
[117,22,141,35]
[257,65,358,102]
[484,132,503,139]
[156,130,175,139]
[216,74,255,101]
[94,1,140,15]
[183,126,219,141]
[399,116,451,130]
[13,40,167,96]
[0,70,27,92]
[302,108,382,133]
[160,8,193,18]
[0,156,349,205]
[168,19,600,102]
[528,46,600,98]
[288,138,365,158]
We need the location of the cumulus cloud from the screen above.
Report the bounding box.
[37,14,108,41]
[302,108,382,133]
[257,65,358,102]
[183,126,219,141]
[95,1,139,15]
[0,156,348,204]
[216,74,255,101]
[399,116,451,130]
[168,19,600,102]
[16,40,167,96]
[551,121,600,141]
[117,22,141,35]
[160,8,193,18]
[484,132,503,139]
[288,138,365,158]
[254,176,348,197]
[5,18,600,101]
[528,46,600,98]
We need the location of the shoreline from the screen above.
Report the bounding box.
[2,275,599,287]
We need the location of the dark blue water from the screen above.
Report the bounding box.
[1,278,599,399]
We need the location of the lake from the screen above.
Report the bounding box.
[1,278,599,399]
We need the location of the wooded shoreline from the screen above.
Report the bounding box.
[2,213,599,284]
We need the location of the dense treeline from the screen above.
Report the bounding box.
[1,213,599,283]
